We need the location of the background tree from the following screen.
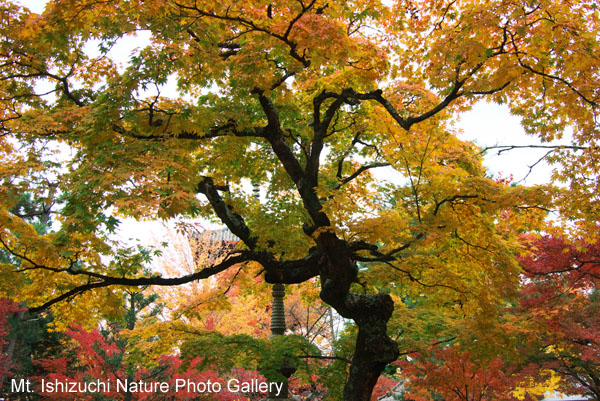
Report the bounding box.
[0,298,21,389]
[519,235,600,401]
[1,0,599,400]
[0,193,65,397]
[30,291,252,401]
[400,347,523,401]
[139,226,350,399]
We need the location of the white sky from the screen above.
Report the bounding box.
[456,101,559,185]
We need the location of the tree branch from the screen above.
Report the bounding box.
[196,176,257,250]
[25,252,252,314]
[173,1,311,67]
[256,92,330,229]
[480,144,590,155]
[335,162,390,189]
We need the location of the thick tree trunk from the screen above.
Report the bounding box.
[342,293,399,401]
[316,232,399,401]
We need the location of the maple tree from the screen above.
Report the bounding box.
[396,339,563,401]
[30,292,263,401]
[143,227,352,399]
[1,0,599,399]
[0,298,21,386]
[400,347,523,401]
[519,235,600,401]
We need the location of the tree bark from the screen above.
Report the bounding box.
[315,231,399,401]
[342,293,398,401]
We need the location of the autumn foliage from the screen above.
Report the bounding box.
[32,325,268,401]
[0,298,21,381]
[399,347,522,401]
[519,236,600,400]
[1,0,600,400]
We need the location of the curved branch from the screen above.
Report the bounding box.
[196,176,257,250]
[263,249,322,284]
[256,92,330,229]
[335,162,390,189]
[27,252,252,314]
[173,1,311,67]
[481,144,590,155]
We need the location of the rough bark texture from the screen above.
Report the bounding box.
[316,231,400,401]
[342,293,398,401]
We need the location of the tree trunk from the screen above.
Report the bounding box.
[316,232,399,401]
[342,293,399,401]
[0,310,26,389]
